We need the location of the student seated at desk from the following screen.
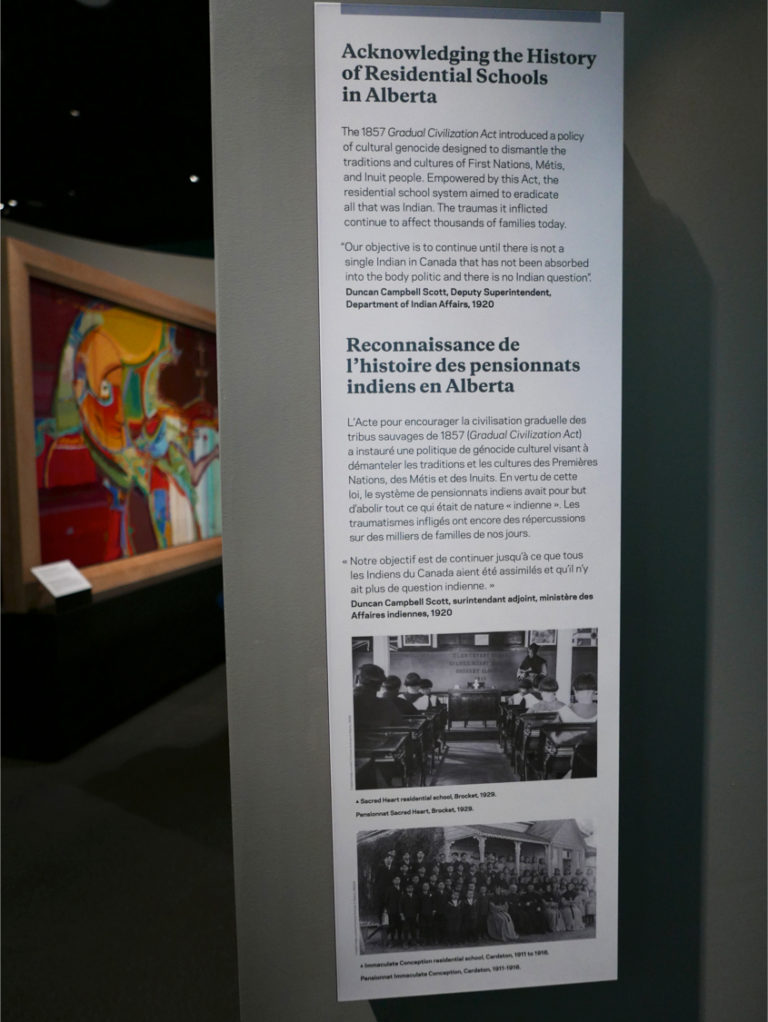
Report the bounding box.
[402,671,421,699]
[403,674,426,708]
[511,679,542,709]
[382,675,421,716]
[525,676,565,713]
[419,679,449,754]
[354,663,403,728]
[411,677,435,711]
[558,673,598,723]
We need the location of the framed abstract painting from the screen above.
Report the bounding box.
[2,239,222,611]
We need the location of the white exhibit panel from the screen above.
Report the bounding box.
[315,4,622,1001]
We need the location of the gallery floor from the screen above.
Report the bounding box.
[2,664,239,1022]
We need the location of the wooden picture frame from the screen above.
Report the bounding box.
[572,628,599,647]
[527,629,557,647]
[396,634,436,649]
[2,238,221,611]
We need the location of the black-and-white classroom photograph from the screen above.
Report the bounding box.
[352,630,598,789]
[357,820,597,954]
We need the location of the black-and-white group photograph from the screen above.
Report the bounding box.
[357,820,597,954]
[352,630,598,789]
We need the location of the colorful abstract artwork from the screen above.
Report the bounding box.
[31,277,221,568]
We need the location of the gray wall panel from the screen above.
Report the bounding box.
[210,2,765,1019]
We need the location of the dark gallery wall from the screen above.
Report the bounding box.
[209,2,765,1021]
[1,224,223,757]
[2,565,226,757]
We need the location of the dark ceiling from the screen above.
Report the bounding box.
[2,0,740,256]
[2,0,214,253]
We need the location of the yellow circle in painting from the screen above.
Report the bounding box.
[98,306,170,364]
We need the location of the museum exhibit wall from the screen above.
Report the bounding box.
[209,1,765,1020]
[1,221,224,755]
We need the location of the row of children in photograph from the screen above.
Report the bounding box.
[358,822,596,953]
[373,873,596,950]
